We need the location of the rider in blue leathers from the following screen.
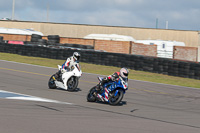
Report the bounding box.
[96,67,129,93]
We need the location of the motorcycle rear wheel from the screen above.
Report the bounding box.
[109,89,124,105]
[87,86,97,102]
[48,74,57,89]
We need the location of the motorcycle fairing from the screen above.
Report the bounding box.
[98,79,126,102]
[62,71,75,90]
[103,79,125,92]
[54,81,65,89]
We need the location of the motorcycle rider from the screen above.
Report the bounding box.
[96,67,129,93]
[62,52,81,70]
[55,52,81,80]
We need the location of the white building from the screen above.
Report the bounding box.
[84,34,136,42]
[136,40,185,58]
[0,27,43,36]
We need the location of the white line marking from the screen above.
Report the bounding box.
[0,90,73,105]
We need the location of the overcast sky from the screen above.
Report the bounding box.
[0,0,199,31]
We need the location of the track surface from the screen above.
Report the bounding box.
[0,60,200,133]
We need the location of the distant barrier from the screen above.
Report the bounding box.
[0,43,200,80]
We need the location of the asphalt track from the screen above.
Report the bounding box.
[0,60,200,133]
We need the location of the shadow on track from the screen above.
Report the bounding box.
[89,100,127,106]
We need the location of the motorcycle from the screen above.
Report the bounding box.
[48,62,82,91]
[87,76,128,105]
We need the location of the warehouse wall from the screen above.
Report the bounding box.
[0,20,199,48]
[59,37,94,46]
[94,40,131,54]
[0,33,29,41]
[198,46,200,62]
[131,43,157,57]
[173,46,198,62]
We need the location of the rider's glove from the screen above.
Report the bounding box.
[61,69,66,73]
[110,76,116,81]
[64,66,70,71]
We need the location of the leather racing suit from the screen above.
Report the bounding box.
[97,72,121,92]
[55,56,76,80]
[62,56,77,71]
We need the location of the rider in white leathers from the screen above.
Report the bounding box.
[55,52,81,80]
[62,52,80,70]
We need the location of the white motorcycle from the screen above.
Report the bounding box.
[48,63,82,91]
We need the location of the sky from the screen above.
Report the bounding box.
[0,0,200,31]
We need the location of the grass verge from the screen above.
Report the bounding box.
[0,52,200,88]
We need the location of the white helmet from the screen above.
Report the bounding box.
[120,67,129,79]
[73,52,80,61]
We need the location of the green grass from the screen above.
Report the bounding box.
[0,52,200,88]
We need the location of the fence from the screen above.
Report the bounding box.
[0,42,199,80]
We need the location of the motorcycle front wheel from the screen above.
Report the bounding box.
[109,89,124,105]
[48,74,57,89]
[87,86,97,102]
[67,76,78,91]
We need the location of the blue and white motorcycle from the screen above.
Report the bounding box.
[87,76,128,105]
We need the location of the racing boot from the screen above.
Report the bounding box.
[55,70,61,80]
